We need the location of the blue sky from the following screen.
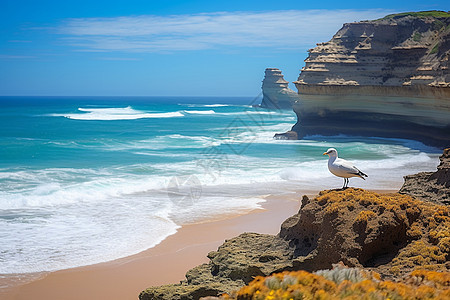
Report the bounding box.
[0,0,448,96]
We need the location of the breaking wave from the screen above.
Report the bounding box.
[53,107,184,120]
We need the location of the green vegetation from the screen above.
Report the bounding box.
[431,42,440,54]
[379,10,450,20]
[433,19,446,31]
[413,32,422,42]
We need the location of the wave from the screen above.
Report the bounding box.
[77,106,134,113]
[0,164,268,273]
[183,104,257,109]
[183,110,216,115]
[184,104,248,108]
[185,104,229,108]
[49,105,293,121]
[218,111,281,116]
[52,106,184,120]
[202,104,229,107]
[0,198,180,273]
[0,168,167,209]
[105,134,220,151]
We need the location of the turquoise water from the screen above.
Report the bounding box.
[0,96,440,274]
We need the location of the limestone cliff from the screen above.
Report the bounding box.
[261,68,299,108]
[294,11,450,98]
[291,12,450,148]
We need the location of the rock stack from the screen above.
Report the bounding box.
[261,68,299,109]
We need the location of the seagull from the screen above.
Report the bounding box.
[323,148,368,189]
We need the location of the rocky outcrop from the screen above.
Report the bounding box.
[294,12,450,97]
[291,12,450,148]
[273,130,298,140]
[139,233,294,300]
[278,189,450,278]
[400,148,450,205]
[260,68,299,108]
[140,188,450,299]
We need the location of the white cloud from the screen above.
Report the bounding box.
[0,54,36,60]
[58,9,393,52]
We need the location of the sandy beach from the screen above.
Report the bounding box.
[1,190,318,300]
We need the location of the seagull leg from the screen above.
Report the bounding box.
[343,178,348,189]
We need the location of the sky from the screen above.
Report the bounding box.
[0,0,448,96]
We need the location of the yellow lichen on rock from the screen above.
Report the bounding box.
[354,210,377,224]
[223,269,450,300]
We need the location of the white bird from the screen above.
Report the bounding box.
[323,148,368,189]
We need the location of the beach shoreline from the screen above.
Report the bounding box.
[2,188,399,300]
[2,189,323,300]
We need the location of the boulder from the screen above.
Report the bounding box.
[400,148,450,205]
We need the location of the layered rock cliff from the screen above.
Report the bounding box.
[294,11,450,97]
[260,68,299,109]
[290,12,450,148]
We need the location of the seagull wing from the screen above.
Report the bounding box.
[332,158,367,179]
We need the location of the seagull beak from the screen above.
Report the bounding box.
[322,152,327,155]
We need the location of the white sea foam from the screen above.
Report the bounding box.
[202,104,229,107]
[0,199,180,273]
[50,106,293,121]
[52,106,184,120]
[94,134,221,151]
[183,110,216,115]
[184,104,251,108]
[217,110,285,116]
[0,164,270,273]
[185,104,229,108]
[0,166,165,209]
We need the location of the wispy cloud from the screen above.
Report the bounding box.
[97,57,141,61]
[58,9,393,53]
[0,54,36,60]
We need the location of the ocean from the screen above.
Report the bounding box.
[0,96,441,275]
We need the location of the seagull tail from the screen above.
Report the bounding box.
[355,168,368,180]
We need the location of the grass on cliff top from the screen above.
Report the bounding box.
[224,268,450,300]
[379,10,450,20]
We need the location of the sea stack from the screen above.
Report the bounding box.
[261,68,299,108]
[290,12,450,148]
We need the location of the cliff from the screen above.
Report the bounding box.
[294,11,450,97]
[260,68,299,109]
[400,148,450,205]
[290,12,450,148]
[139,149,450,300]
